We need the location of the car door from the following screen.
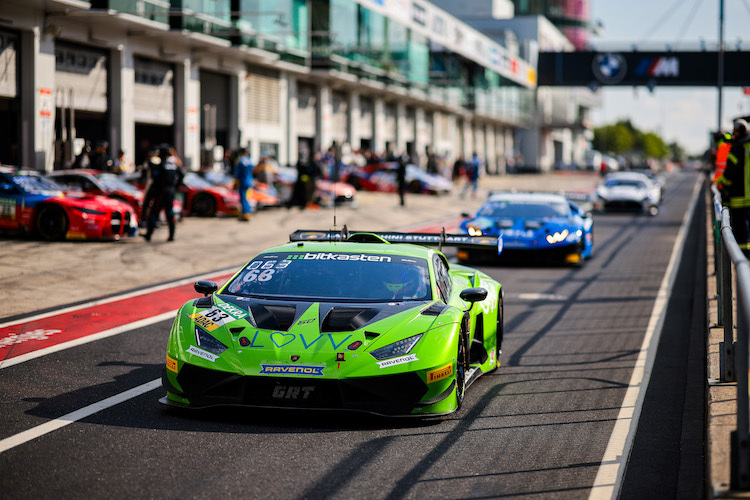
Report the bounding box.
[0,174,22,230]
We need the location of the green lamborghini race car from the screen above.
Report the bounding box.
[160,229,503,417]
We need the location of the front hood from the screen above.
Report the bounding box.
[62,192,133,211]
[172,294,456,377]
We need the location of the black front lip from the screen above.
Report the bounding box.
[163,362,432,417]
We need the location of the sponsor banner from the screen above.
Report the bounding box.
[426,362,453,383]
[377,353,418,369]
[166,354,178,373]
[186,345,218,362]
[260,364,325,376]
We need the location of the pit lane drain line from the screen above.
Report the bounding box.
[0,378,161,455]
[588,175,701,500]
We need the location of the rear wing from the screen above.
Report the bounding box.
[488,190,593,212]
[289,227,498,252]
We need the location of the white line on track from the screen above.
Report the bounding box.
[0,312,177,370]
[0,378,161,454]
[505,292,568,301]
[588,176,703,500]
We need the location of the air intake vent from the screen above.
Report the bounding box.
[421,303,447,316]
[322,307,379,332]
[250,304,297,331]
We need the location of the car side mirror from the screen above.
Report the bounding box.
[460,287,488,311]
[194,280,218,297]
[461,212,471,218]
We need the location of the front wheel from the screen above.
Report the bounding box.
[36,205,68,241]
[488,293,503,374]
[455,320,469,410]
[191,193,217,217]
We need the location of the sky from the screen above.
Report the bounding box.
[588,0,750,155]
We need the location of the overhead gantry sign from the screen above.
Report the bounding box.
[538,51,750,87]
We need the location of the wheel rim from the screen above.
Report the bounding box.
[38,206,67,240]
[455,329,467,408]
[192,194,215,216]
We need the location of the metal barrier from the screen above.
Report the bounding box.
[710,184,750,489]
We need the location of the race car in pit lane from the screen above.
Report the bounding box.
[457,191,594,265]
[594,171,662,216]
[160,229,503,417]
[0,167,138,241]
[47,169,183,221]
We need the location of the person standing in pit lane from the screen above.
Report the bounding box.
[143,144,184,242]
[718,119,750,256]
[234,148,254,221]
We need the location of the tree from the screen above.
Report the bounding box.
[593,120,675,160]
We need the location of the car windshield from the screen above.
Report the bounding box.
[605,179,646,188]
[13,174,64,193]
[224,251,432,302]
[477,200,569,219]
[183,172,213,189]
[96,173,139,192]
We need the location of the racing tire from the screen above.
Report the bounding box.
[488,292,504,374]
[409,179,422,194]
[455,318,470,410]
[191,193,217,217]
[347,176,361,190]
[36,205,68,241]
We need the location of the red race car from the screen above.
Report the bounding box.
[180,172,241,217]
[0,167,137,241]
[48,169,183,222]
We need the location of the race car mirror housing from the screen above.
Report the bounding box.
[460,287,488,312]
[194,280,218,297]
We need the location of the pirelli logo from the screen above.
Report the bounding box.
[427,363,453,383]
[166,354,178,373]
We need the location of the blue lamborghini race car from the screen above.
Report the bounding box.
[457,192,594,265]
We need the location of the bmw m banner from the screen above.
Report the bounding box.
[538,51,750,87]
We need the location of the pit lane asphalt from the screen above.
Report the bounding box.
[0,170,706,499]
[1,171,601,319]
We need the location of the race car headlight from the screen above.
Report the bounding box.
[194,326,228,355]
[369,334,422,360]
[71,206,106,215]
[467,226,483,236]
[545,229,569,244]
[566,230,583,243]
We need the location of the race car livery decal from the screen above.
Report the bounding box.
[186,345,218,362]
[166,354,178,373]
[0,198,15,219]
[216,301,248,320]
[377,353,418,369]
[188,306,240,331]
[499,228,535,239]
[426,363,453,383]
[237,330,355,351]
[188,312,221,332]
[272,385,316,399]
[260,364,325,375]
[286,252,392,262]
